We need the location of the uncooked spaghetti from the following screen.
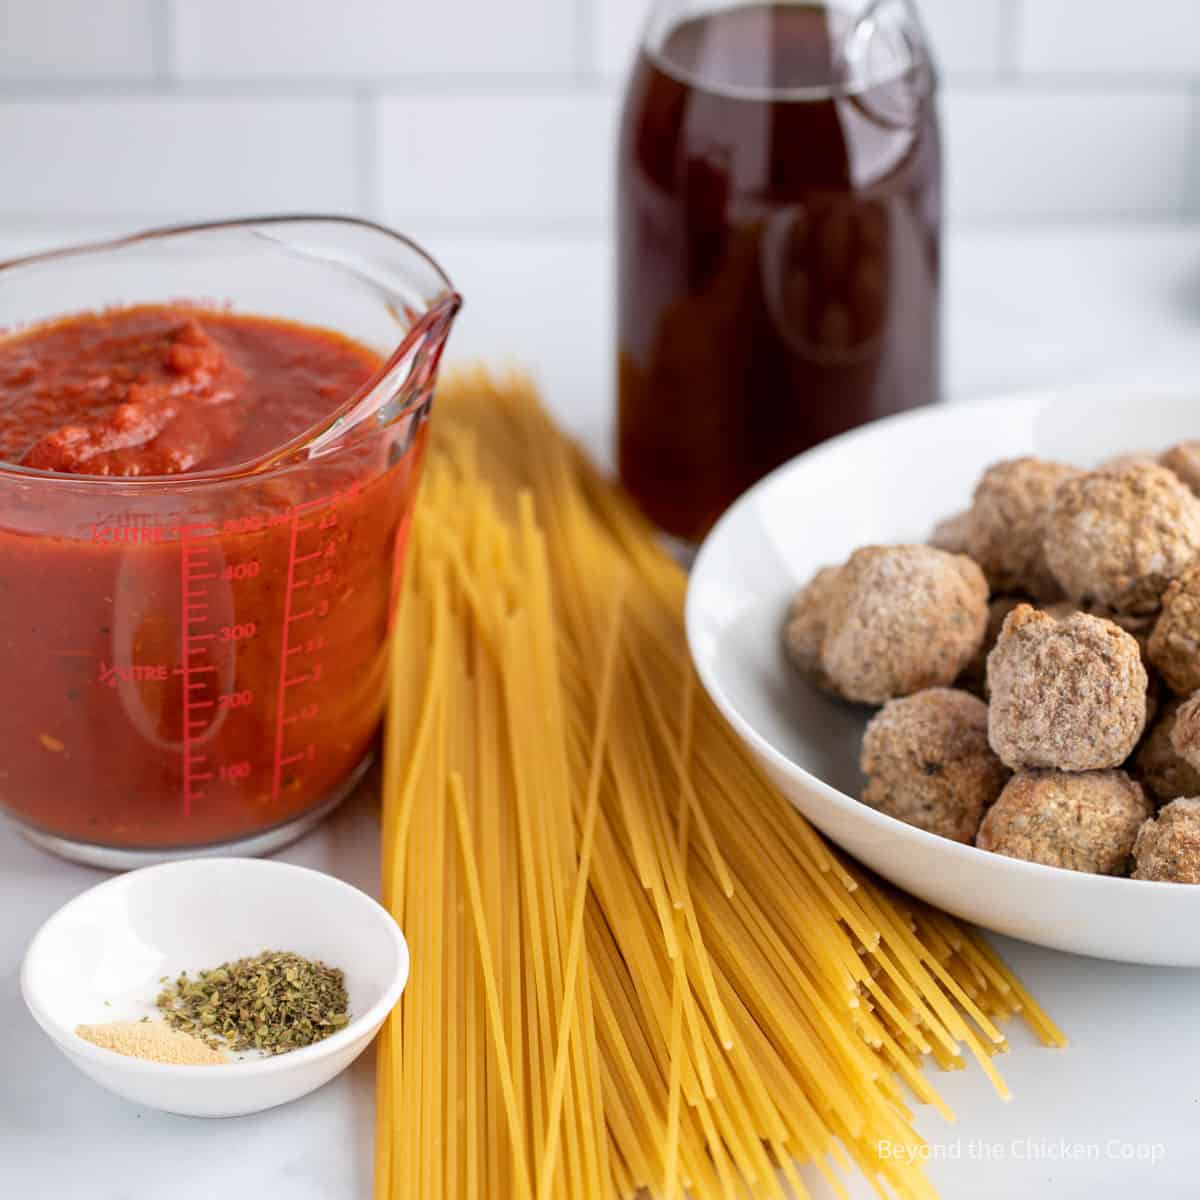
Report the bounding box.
[375,370,1064,1200]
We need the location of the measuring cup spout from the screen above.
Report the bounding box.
[297,234,460,460]
[403,290,462,399]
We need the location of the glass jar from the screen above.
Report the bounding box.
[617,0,941,543]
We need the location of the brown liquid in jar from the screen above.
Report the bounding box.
[617,1,941,542]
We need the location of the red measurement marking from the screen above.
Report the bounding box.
[270,512,302,801]
[294,496,331,514]
[271,498,339,801]
[178,521,225,817]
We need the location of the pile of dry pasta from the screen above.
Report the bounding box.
[375,370,1064,1200]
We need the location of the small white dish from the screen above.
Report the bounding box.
[20,857,409,1117]
[687,387,1200,967]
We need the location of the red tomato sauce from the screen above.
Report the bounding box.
[0,305,423,851]
[0,305,378,475]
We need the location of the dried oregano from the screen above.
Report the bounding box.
[156,950,349,1055]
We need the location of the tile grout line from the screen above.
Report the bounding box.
[0,74,612,99]
[150,0,175,86]
[574,0,594,81]
[0,71,1195,100]
[0,211,1191,235]
[1182,81,1200,219]
[355,88,378,219]
[998,0,1025,80]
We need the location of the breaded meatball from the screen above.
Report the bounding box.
[929,510,972,555]
[1100,606,1156,659]
[958,596,1025,697]
[860,689,1009,843]
[1169,691,1200,772]
[1043,462,1200,615]
[819,545,988,704]
[976,768,1152,874]
[1132,797,1200,882]
[1133,698,1200,803]
[1051,604,1159,722]
[782,566,843,691]
[961,457,1080,600]
[1101,451,1160,472]
[1149,565,1200,695]
[986,605,1148,771]
[1161,441,1200,496]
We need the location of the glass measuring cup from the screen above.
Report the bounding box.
[0,217,460,868]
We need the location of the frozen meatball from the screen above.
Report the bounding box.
[1169,692,1200,772]
[860,689,1009,843]
[1161,441,1200,497]
[1043,462,1200,615]
[819,545,988,704]
[1133,699,1200,803]
[1148,565,1200,696]
[782,566,843,691]
[977,769,1152,875]
[1132,797,1200,883]
[958,596,1025,697]
[929,510,972,556]
[961,457,1081,601]
[987,605,1147,771]
[1101,451,1160,472]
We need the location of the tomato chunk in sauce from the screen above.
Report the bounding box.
[0,305,425,853]
[0,305,378,475]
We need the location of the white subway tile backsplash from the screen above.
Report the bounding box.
[919,0,1009,75]
[593,0,1011,79]
[1019,0,1200,75]
[169,0,575,79]
[0,0,1194,231]
[0,98,358,218]
[593,0,651,78]
[0,0,155,80]
[375,91,618,228]
[424,233,614,444]
[944,88,1193,220]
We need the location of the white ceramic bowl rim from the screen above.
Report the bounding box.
[20,857,410,1078]
[686,388,1188,897]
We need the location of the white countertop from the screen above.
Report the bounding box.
[4,223,1200,1199]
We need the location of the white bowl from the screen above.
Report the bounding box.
[687,388,1200,967]
[20,857,409,1116]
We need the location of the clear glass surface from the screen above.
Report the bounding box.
[0,217,460,863]
[617,0,941,543]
